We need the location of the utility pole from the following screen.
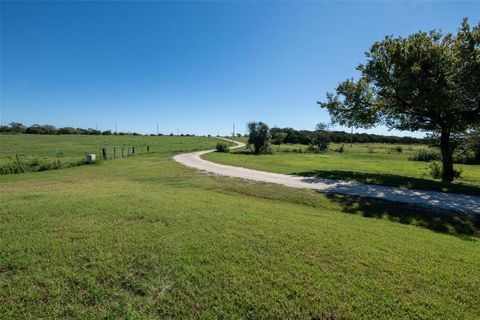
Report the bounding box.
[156,123,159,135]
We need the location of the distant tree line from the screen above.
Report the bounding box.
[0,122,128,135]
[270,127,424,145]
[0,122,197,137]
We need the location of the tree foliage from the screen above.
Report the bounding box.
[272,131,288,145]
[247,122,271,154]
[0,122,145,136]
[309,123,331,152]
[270,127,423,145]
[319,18,480,181]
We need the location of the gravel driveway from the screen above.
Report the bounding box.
[173,139,480,215]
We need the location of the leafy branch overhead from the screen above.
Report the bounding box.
[318,18,480,182]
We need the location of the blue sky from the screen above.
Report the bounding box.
[1,1,478,136]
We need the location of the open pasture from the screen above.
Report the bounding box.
[0,134,218,173]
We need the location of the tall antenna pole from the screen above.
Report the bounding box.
[156,123,159,135]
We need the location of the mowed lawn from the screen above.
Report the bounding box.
[1,143,479,318]
[204,143,480,195]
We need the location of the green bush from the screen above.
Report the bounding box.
[391,146,403,153]
[272,132,287,145]
[335,145,345,153]
[215,143,230,153]
[453,146,480,164]
[427,161,462,180]
[307,144,327,153]
[428,161,443,179]
[409,148,441,162]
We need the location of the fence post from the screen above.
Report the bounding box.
[127,147,130,156]
[15,154,26,173]
[132,146,135,155]
[56,150,61,168]
[102,148,107,160]
[121,147,124,158]
[147,145,149,152]
[114,147,116,159]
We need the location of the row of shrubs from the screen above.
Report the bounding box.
[409,147,480,164]
[270,144,404,154]
[409,148,441,162]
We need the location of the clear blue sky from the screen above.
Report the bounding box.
[1,1,478,136]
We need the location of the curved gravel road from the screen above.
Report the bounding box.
[173,139,480,215]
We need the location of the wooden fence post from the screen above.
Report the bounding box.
[121,147,124,158]
[132,146,135,155]
[127,147,130,156]
[15,154,26,173]
[102,148,107,160]
[147,145,150,152]
[114,147,116,159]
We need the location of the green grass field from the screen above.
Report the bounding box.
[1,137,479,319]
[0,134,220,174]
[204,143,480,195]
[0,134,218,164]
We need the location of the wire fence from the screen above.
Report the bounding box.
[1,145,152,175]
[1,141,223,175]
[98,145,151,160]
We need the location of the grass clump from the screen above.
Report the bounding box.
[409,148,441,162]
[0,157,95,175]
[427,161,463,180]
[335,145,345,153]
[391,145,403,153]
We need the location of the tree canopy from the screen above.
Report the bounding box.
[319,18,480,181]
[247,122,271,154]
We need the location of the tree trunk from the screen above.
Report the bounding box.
[440,128,454,182]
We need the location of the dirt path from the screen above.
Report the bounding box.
[173,139,480,214]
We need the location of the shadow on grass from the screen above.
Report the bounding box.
[231,150,272,156]
[293,170,480,196]
[324,193,480,238]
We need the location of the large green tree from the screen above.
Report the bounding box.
[247,122,271,154]
[319,18,480,182]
